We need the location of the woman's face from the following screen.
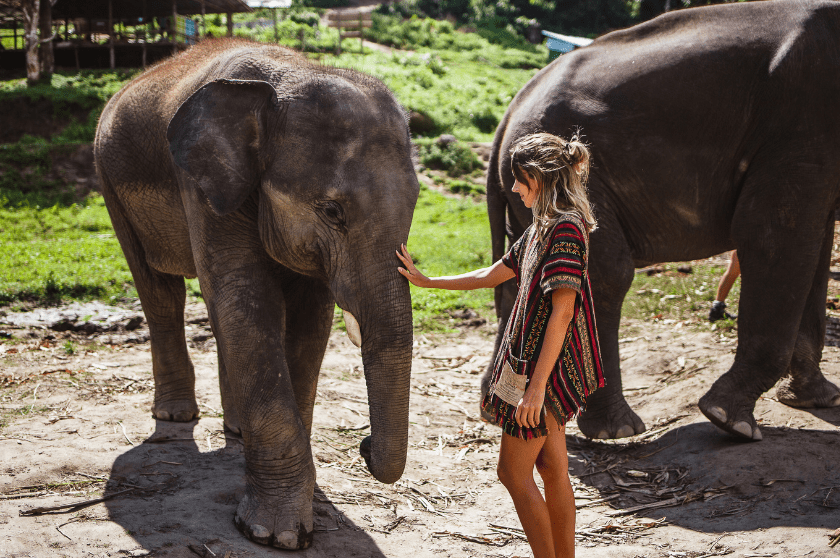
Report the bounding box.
[512,173,540,208]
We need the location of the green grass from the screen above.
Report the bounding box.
[0,187,493,331]
[0,196,133,305]
[622,262,739,330]
[405,186,493,330]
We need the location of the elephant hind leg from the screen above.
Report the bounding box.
[101,185,198,422]
[776,215,840,409]
[699,167,837,441]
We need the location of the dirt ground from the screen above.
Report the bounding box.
[1,295,839,558]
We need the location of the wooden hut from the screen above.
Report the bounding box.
[0,0,252,72]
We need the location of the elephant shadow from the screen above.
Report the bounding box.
[567,420,840,533]
[799,405,840,428]
[103,420,387,558]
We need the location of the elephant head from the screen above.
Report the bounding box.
[166,75,419,484]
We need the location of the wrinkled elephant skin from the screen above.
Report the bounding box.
[484,0,840,441]
[94,40,419,549]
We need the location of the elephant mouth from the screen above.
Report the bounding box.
[341,309,362,348]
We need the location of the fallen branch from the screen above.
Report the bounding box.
[605,495,685,516]
[576,494,620,509]
[19,488,138,516]
[433,531,507,546]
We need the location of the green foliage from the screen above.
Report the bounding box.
[326,49,536,141]
[415,138,482,177]
[406,188,493,330]
[0,71,135,140]
[445,179,485,196]
[375,0,632,38]
[366,14,545,69]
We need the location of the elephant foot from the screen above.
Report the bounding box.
[234,491,313,550]
[222,403,242,435]
[698,385,761,441]
[152,399,199,422]
[775,373,840,409]
[223,417,242,436]
[578,399,646,440]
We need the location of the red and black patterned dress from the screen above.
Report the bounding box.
[481,214,605,439]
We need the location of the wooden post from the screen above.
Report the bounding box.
[336,25,341,56]
[142,0,147,67]
[200,0,206,38]
[172,0,178,55]
[299,28,305,52]
[226,11,233,37]
[272,7,278,43]
[13,18,17,50]
[108,0,115,68]
[358,12,363,53]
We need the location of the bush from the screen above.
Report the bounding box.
[415,137,482,177]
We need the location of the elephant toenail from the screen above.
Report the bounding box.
[249,524,271,544]
[274,530,298,549]
[831,395,840,407]
[732,421,752,439]
[615,425,635,438]
[752,427,762,441]
[708,406,727,423]
[595,430,610,439]
[155,410,171,421]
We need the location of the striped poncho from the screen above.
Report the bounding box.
[481,215,605,439]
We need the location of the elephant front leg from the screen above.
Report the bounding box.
[204,268,316,550]
[233,391,316,550]
[576,207,645,439]
[282,276,333,437]
[776,215,840,409]
[218,355,242,434]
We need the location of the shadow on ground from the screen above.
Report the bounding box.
[568,419,839,534]
[104,420,385,558]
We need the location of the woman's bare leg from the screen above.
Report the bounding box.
[535,412,575,557]
[497,424,555,558]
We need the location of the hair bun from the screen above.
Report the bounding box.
[565,137,589,174]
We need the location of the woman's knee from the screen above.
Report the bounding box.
[497,459,530,490]
[535,448,568,484]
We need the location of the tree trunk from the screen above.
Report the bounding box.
[38,0,53,81]
[21,0,41,85]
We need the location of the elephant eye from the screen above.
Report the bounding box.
[316,200,347,232]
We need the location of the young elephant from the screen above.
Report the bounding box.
[94,40,419,549]
[485,0,840,442]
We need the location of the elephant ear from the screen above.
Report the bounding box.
[167,79,278,216]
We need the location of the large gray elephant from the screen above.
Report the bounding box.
[94,40,419,549]
[485,0,840,441]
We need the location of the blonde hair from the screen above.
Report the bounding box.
[510,132,597,237]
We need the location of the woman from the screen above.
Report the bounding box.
[397,132,605,558]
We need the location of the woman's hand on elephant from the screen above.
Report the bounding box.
[515,383,545,429]
[397,244,430,287]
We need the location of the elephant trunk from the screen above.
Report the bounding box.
[353,271,413,484]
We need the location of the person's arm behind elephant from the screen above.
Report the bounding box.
[396,244,515,290]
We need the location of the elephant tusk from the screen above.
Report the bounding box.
[343,310,362,348]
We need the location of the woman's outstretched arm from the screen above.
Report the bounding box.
[396,244,515,290]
